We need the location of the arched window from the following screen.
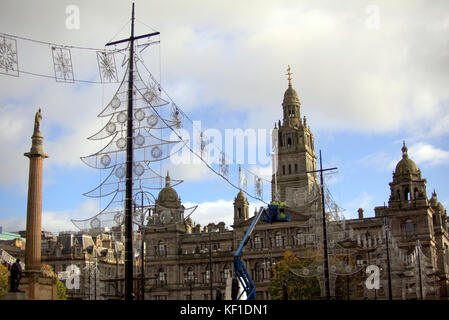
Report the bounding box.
[287,137,292,148]
[282,165,286,175]
[404,188,411,201]
[238,208,242,219]
[294,163,298,173]
[288,164,292,174]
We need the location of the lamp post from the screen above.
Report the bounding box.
[133,191,154,300]
[383,213,393,300]
[417,240,424,300]
[209,231,213,300]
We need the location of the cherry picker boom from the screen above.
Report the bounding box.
[233,203,290,300]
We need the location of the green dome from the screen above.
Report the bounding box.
[394,142,419,177]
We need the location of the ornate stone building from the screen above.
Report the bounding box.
[142,73,449,300]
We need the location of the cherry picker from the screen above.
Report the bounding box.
[232,202,290,300]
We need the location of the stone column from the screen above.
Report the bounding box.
[24,108,48,270]
[17,109,58,300]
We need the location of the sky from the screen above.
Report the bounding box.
[0,0,448,233]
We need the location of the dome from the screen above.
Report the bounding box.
[157,171,180,205]
[282,65,300,107]
[235,189,247,202]
[394,141,419,177]
[282,85,300,107]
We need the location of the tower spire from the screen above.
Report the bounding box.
[286,65,293,87]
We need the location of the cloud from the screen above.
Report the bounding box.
[360,151,397,173]
[408,142,449,167]
[359,141,449,174]
[0,199,99,233]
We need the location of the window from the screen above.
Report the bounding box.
[158,241,166,256]
[356,255,363,266]
[287,137,292,148]
[288,164,292,174]
[282,165,286,175]
[223,266,231,281]
[294,163,298,173]
[185,267,195,283]
[254,234,262,249]
[254,262,264,281]
[404,188,411,201]
[158,268,166,284]
[275,232,283,247]
[402,219,415,236]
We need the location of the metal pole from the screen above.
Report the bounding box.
[345,255,350,300]
[88,263,91,300]
[319,150,331,300]
[209,231,213,300]
[141,195,145,300]
[384,212,393,300]
[417,240,424,300]
[124,2,135,301]
[94,249,97,300]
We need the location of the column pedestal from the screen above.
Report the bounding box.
[19,270,58,300]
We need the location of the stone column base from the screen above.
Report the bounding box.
[19,270,58,300]
[5,291,29,300]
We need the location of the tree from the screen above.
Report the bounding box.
[41,264,67,300]
[268,250,321,300]
[0,264,9,300]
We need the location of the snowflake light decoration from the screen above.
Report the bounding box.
[254,176,263,198]
[239,166,247,190]
[51,46,74,83]
[0,36,18,76]
[219,152,229,179]
[97,51,118,83]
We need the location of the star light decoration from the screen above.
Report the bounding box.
[0,36,19,76]
[51,46,74,83]
[97,50,118,83]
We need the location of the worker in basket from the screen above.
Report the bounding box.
[278,201,287,219]
[270,201,287,220]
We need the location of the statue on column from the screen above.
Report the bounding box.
[34,108,42,134]
[9,259,23,292]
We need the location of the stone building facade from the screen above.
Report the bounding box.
[142,74,449,300]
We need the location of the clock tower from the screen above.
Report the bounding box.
[272,66,318,203]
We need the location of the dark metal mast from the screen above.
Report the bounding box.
[381,204,393,300]
[105,3,160,300]
[383,210,393,300]
[307,150,337,300]
[417,239,424,300]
